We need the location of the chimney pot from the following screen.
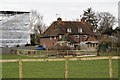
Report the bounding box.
[57,17,62,21]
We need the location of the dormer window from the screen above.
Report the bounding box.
[78,28,83,33]
[67,28,71,32]
[93,29,97,32]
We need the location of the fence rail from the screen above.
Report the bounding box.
[0,56,120,80]
[16,49,97,58]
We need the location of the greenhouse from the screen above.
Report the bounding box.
[0,11,31,47]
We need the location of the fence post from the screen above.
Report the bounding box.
[65,58,68,80]
[16,49,19,55]
[109,56,112,80]
[57,51,58,58]
[67,50,68,56]
[46,49,48,58]
[19,59,22,80]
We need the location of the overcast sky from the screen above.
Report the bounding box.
[0,0,119,26]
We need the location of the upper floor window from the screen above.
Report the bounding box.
[78,28,83,33]
[67,28,71,32]
[93,29,97,32]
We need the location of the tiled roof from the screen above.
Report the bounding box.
[43,20,94,36]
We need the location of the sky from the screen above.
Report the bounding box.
[0,0,119,26]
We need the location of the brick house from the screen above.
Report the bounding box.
[40,17,98,50]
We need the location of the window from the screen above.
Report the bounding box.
[78,28,82,33]
[83,35,88,38]
[75,35,79,38]
[69,43,74,47]
[59,35,62,39]
[50,37,52,40]
[93,29,97,32]
[54,36,57,39]
[67,28,71,32]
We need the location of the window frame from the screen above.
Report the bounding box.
[67,28,72,32]
[78,28,83,33]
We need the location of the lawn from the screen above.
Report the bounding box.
[1,54,38,59]
[98,51,119,56]
[1,54,119,79]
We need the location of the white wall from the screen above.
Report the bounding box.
[0,13,31,47]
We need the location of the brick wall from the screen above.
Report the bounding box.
[40,38,58,49]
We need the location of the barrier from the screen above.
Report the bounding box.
[16,49,97,58]
[0,56,119,80]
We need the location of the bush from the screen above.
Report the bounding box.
[75,45,81,50]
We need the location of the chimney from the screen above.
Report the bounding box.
[57,17,62,21]
[57,17,62,22]
[81,17,85,24]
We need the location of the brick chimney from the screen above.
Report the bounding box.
[81,17,85,24]
[57,17,62,23]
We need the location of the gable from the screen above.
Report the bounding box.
[87,36,97,41]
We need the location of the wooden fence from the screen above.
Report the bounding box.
[0,56,119,80]
[16,49,97,58]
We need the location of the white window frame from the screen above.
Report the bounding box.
[75,35,80,38]
[59,35,62,39]
[78,28,83,33]
[54,36,57,39]
[93,29,97,32]
[50,37,52,40]
[67,28,71,32]
[69,43,74,47]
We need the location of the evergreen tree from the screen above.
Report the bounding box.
[82,8,98,30]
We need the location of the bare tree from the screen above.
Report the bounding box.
[30,10,46,44]
[42,24,48,33]
[30,10,44,34]
[97,12,116,34]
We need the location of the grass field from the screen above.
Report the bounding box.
[1,54,119,79]
[1,54,37,59]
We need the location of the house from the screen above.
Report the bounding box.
[40,17,98,50]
